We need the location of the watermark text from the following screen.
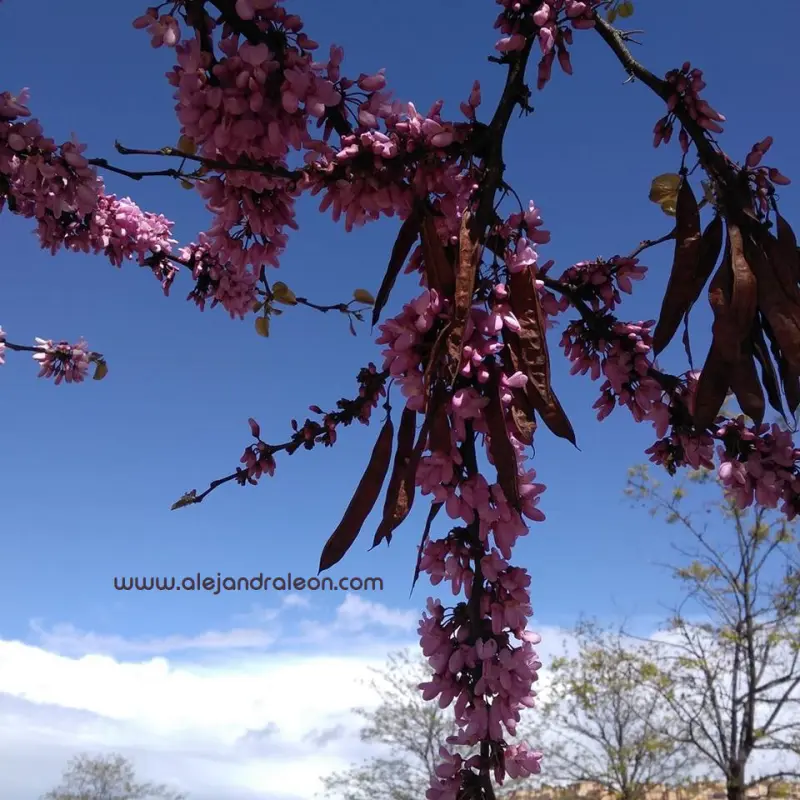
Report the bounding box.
[113,573,383,595]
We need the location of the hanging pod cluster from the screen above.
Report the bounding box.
[318,203,576,573]
[652,176,800,429]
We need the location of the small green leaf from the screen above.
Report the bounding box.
[649,173,681,216]
[171,490,197,510]
[617,0,634,17]
[177,135,197,155]
[92,360,108,381]
[649,173,681,204]
[272,282,297,305]
[353,288,375,306]
[255,316,270,337]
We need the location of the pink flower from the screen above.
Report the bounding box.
[505,743,543,779]
[32,338,90,385]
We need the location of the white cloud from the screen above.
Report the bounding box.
[0,595,428,800]
[0,596,630,800]
[333,594,417,632]
[29,620,280,658]
[28,593,419,660]
[282,594,312,609]
[3,593,794,800]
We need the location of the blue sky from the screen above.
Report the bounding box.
[1,1,799,797]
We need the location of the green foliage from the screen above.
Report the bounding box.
[611,0,635,21]
[532,620,696,795]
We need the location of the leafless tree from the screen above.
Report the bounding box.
[626,466,800,800]
[42,753,186,800]
[322,649,537,800]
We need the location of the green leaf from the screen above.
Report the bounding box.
[255,316,270,337]
[617,0,634,17]
[649,173,681,217]
[272,282,297,305]
[177,135,197,155]
[649,173,681,204]
[92,360,108,381]
[353,288,375,306]
[171,490,197,510]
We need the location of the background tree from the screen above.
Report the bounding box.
[42,753,186,800]
[322,650,536,800]
[531,620,696,800]
[626,466,800,800]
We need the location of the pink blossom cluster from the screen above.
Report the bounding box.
[144,2,470,283]
[643,372,716,473]
[715,418,800,520]
[493,0,602,90]
[309,95,477,234]
[418,557,544,797]
[505,202,796,520]
[558,255,647,312]
[561,316,666,426]
[645,431,716,475]
[132,7,181,48]
[1,88,182,298]
[31,337,91,385]
[491,200,563,321]
[140,3,405,297]
[193,169,299,279]
[505,200,551,248]
[534,253,741,504]
[501,204,551,273]
[0,89,102,244]
[544,244,798,516]
[557,301,799,516]
[158,15,306,278]
[442,460,547,558]
[374,190,551,791]
[238,363,386,485]
[654,62,725,152]
[79,192,176,269]
[149,3,414,256]
[551,290,718,476]
[147,6,329,165]
[180,232,259,319]
[376,288,444,411]
[0,86,274,319]
[741,136,791,215]
[384,283,549,791]
[0,329,95,384]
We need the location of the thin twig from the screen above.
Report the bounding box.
[114,141,302,182]
[88,158,184,182]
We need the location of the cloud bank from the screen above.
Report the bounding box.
[0,594,422,800]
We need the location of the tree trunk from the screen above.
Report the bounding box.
[727,762,745,800]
